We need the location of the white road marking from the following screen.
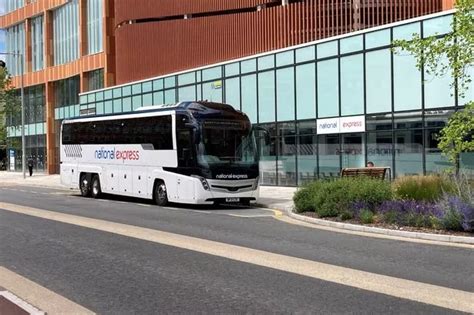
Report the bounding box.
[0,266,94,314]
[0,202,472,313]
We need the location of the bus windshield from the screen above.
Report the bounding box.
[197,120,257,167]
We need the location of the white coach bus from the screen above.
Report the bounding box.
[60,101,260,206]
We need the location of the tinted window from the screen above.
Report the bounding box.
[62,115,173,150]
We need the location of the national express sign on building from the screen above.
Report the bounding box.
[316,115,366,134]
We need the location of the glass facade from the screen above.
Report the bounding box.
[74,12,473,185]
[53,0,79,65]
[5,23,26,76]
[31,15,44,71]
[87,0,103,54]
[5,0,24,14]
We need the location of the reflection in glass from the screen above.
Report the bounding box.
[318,134,340,178]
[341,133,364,168]
[259,136,277,185]
[278,136,296,186]
[225,78,240,110]
[425,128,451,174]
[366,114,392,131]
[297,133,317,185]
[395,129,423,177]
[367,131,393,173]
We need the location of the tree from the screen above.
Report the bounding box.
[393,0,474,170]
[0,65,21,151]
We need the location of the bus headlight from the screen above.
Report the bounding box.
[192,175,210,191]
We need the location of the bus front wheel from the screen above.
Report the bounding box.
[154,180,168,206]
[91,175,102,198]
[80,174,91,197]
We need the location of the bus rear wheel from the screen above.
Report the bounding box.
[154,180,168,206]
[80,174,91,197]
[91,175,102,198]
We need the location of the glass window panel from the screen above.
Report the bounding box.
[225,78,240,110]
[341,54,364,116]
[104,100,113,113]
[258,71,275,123]
[393,22,420,41]
[122,97,132,112]
[113,99,122,113]
[395,129,423,177]
[276,51,294,67]
[460,152,474,176]
[317,59,339,117]
[317,41,338,59]
[394,111,423,129]
[425,128,451,174]
[423,15,453,37]
[104,89,112,100]
[424,109,453,128]
[241,59,257,74]
[87,93,95,103]
[241,74,257,123]
[394,53,422,111]
[121,85,131,97]
[296,46,315,63]
[202,81,222,102]
[196,71,202,82]
[178,86,196,101]
[153,91,164,104]
[365,29,391,49]
[278,137,297,186]
[340,35,363,54]
[153,79,163,91]
[202,67,222,81]
[277,67,295,121]
[341,133,365,168]
[225,63,239,77]
[142,81,152,93]
[143,93,153,106]
[178,72,195,86]
[80,95,88,105]
[296,63,316,120]
[258,55,275,70]
[197,84,202,100]
[259,134,277,185]
[164,76,176,88]
[164,89,176,103]
[297,133,318,185]
[132,95,142,110]
[96,101,104,115]
[367,131,394,172]
[96,91,104,101]
[366,49,392,113]
[318,134,340,178]
[366,114,392,131]
[425,54,455,108]
[112,88,122,98]
[131,84,141,95]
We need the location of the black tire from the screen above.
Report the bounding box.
[79,173,91,197]
[154,180,168,206]
[91,175,102,199]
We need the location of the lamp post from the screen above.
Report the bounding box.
[1,51,26,179]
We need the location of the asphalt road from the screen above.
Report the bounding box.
[0,185,473,314]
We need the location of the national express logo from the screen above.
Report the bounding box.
[95,147,140,161]
[342,121,363,128]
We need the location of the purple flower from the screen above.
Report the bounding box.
[378,200,441,217]
[437,195,474,232]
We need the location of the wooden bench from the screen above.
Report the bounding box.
[340,167,390,180]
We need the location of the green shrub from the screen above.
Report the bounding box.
[383,210,398,225]
[340,211,353,221]
[359,209,375,224]
[293,182,320,213]
[405,213,433,228]
[393,175,454,202]
[441,209,464,231]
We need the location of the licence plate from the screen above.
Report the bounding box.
[225,198,240,203]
